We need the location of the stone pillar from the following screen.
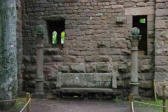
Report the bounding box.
[0,0,18,110]
[34,26,45,97]
[129,27,141,96]
[130,39,139,96]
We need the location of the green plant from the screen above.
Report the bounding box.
[134,99,166,112]
[114,97,121,103]
[13,98,26,110]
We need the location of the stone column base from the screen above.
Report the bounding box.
[130,82,139,97]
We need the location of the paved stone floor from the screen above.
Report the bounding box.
[29,99,159,112]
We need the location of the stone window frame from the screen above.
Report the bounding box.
[125,7,155,56]
[43,16,66,48]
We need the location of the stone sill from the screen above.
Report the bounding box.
[138,55,152,59]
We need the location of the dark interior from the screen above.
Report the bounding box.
[47,19,65,46]
[133,15,147,55]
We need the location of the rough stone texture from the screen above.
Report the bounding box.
[21,0,155,97]
[70,63,86,73]
[155,0,168,96]
[0,0,18,109]
[56,73,112,88]
[29,100,159,112]
[16,0,23,94]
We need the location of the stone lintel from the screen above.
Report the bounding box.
[125,7,154,15]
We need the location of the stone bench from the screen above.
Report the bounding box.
[55,73,119,97]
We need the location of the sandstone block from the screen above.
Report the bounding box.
[96,63,109,73]
[59,66,70,73]
[52,55,63,62]
[139,73,153,80]
[156,20,167,29]
[85,56,96,62]
[160,30,168,39]
[70,63,86,73]
[140,65,152,72]
[139,81,153,89]
[156,9,168,16]
[125,7,154,15]
[155,56,168,66]
[47,73,57,81]
[118,64,128,73]
[44,48,62,55]
[156,66,168,72]
[96,56,109,62]
[155,72,168,81]
[85,63,96,73]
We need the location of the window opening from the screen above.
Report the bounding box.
[133,15,147,55]
[47,18,65,46]
[52,31,57,44]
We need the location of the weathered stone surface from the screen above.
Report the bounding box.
[156,9,168,16]
[44,48,62,55]
[110,38,128,49]
[139,65,152,72]
[156,66,168,72]
[155,72,168,81]
[125,7,154,15]
[56,73,112,88]
[21,0,156,97]
[24,74,36,79]
[99,48,121,55]
[85,56,96,62]
[155,80,168,97]
[59,66,70,73]
[155,20,167,29]
[155,0,168,91]
[136,2,146,7]
[118,64,128,73]
[97,41,110,48]
[139,81,153,89]
[85,64,96,73]
[155,56,168,66]
[47,73,57,81]
[70,63,86,73]
[96,63,109,73]
[44,56,52,62]
[24,66,36,73]
[160,30,168,39]
[52,55,63,62]
[139,73,153,80]
[139,89,153,97]
[96,56,109,62]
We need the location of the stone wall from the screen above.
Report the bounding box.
[22,0,155,97]
[155,0,168,81]
[155,0,168,96]
[16,0,23,94]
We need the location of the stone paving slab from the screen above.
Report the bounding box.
[29,99,159,112]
